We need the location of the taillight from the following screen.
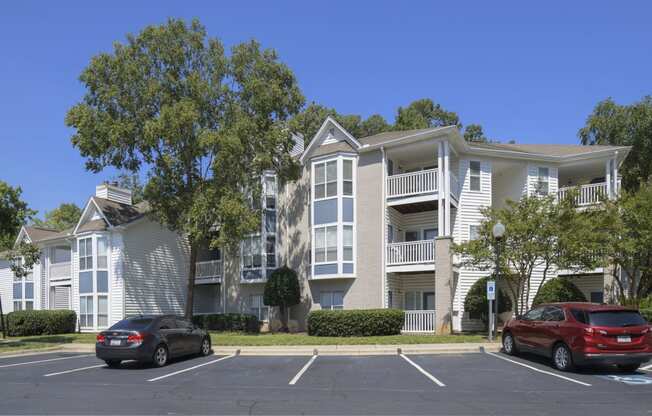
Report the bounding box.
[584,327,607,336]
[96,334,105,343]
[127,332,145,345]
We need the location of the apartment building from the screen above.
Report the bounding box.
[0,117,630,333]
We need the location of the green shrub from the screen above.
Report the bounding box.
[639,296,652,310]
[192,313,260,333]
[6,310,77,336]
[464,276,512,326]
[640,309,652,323]
[307,309,404,337]
[264,266,301,332]
[532,277,587,306]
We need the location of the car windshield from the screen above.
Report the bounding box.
[109,318,154,331]
[588,311,647,327]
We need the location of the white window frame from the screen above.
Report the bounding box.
[314,224,338,264]
[469,160,482,192]
[535,166,550,196]
[469,225,480,241]
[313,159,338,201]
[320,291,344,310]
[249,294,269,321]
[77,234,110,330]
[12,261,34,311]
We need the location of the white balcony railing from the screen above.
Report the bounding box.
[386,240,435,266]
[558,182,609,207]
[387,169,438,198]
[49,262,71,280]
[195,260,223,280]
[402,310,436,333]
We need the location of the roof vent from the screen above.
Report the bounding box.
[95,183,132,205]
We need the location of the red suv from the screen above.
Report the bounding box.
[502,303,652,372]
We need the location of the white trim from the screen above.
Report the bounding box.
[386,264,436,273]
[300,116,361,164]
[73,198,112,235]
[386,194,437,207]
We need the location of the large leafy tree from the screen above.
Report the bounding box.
[463,123,487,143]
[111,172,145,204]
[394,98,462,130]
[455,194,604,315]
[0,181,35,251]
[579,96,652,191]
[33,203,81,231]
[66,19,304,318]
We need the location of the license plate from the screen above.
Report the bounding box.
[617,336,631,343]
[110,339,122,346]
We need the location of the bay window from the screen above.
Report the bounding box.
[78,235,109,329]
[315,160,338,199]
[241,173,277,281]
[314,226,337,263]
[13,270,33,311]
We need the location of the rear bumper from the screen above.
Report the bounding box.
[574,351,652,366]
[95,343,155,362]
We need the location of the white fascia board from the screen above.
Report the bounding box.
[13,226,31,248]
[72,197,113,235]
[463,145,631,165]
[358,126,458,153]
[300,116,361,164]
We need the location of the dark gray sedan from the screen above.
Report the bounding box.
[95,315,211,367]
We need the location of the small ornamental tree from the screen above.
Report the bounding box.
[464,276,512,327]
[532,278,587,306]
[263,266,300,332]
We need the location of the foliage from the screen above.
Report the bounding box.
[9,241,41,277]
[464,276,512,326]
[0,181,35,251]
[208,332,486,346]
[532,278,587,306]
[454,194,604,315]
[640,309,652,323]
[593,183,652,304]
[263,266,301,332]
[111,173,145,204]
[307,309,404,337]
[191,313,260,333]
[65,18,304,318]
[394,98,461,130]
[579,96,652,191]
[6,310,77,336]
[463,124,487,142]
[33,203,81,231]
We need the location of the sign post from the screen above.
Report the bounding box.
[487,280,496,341]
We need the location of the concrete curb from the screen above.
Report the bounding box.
[0,342,501,358]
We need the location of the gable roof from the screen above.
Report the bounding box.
[73,196,149,235]
[300,116,362,163]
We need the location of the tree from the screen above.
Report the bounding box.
[455,194,603,315]
[359,114,390,137]
[0,181,35,251]
[33,203,81,231]
[394,98,461,130]
[111,172,145,204]
[66,18,304,319]
[263,266,301,332]
[464,275,512,328]
[579,96,652,191]
[595,182,652,305]
[463,124,487,142]
[532,278,587,306]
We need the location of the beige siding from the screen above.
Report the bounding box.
[122,219,190,317]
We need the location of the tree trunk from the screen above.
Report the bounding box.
[279,303,289,333]
[184,243,198,320]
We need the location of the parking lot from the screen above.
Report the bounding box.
[1,350,651,415]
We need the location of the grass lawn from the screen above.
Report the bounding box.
[210,332,488,346]
[0,333,97,353]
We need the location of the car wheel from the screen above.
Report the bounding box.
[617,363,640,372]
[200,337,211,356]
[552,343,574,372]
[153,345,168,367]
[105,360,121,368]
[502,332,517,355]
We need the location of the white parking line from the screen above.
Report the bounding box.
[399,354,446,387]
[147,354,235,382]
[289,355,317,385]
[641,363,652,371]
[486,352,592,386]
[44,364,106,377]
[0,355,93,368]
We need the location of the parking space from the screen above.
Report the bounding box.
[1,350,651,414]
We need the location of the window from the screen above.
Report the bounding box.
[315,225,337,263]
[469,161,481,191]
[405,291,422,311]
[405,231,419,242]
[321,291,344,310]
[79,295,93,328]
[79,238,93,270]
[343,160,353,196]
[535,167,549,195]
[590,291,604,303]
[543,306,565,322]
[98,296,108,327]
[51,246,71,263]
[241,174,277,280]
[12,262,33,311]
[97,237,108,269]
[314,160,338,199]
[423,228,438,240]
[242,235,262,269]
[78,235,110,329]
[522,307,544,321]
[469,225,480,241]
[343,225,353,261]
[388,290,393,308]
[387,224,394,243]
[570,309,588,324]
[250,295,269,321]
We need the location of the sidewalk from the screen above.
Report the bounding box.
[1,342,500,357]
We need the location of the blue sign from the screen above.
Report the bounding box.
[487,280,496,300]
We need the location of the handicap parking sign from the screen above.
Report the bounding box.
[487,280,495,300]
[600,374,652,385]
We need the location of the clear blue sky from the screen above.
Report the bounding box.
[1,1,651,218]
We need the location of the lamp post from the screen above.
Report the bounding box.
[491,221,505,341]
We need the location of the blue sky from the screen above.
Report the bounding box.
[1,1,651,218]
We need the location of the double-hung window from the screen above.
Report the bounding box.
[469,161,481,191]
[314,226,337,263]
[249,294,269,321]
[78,237,94,328]
[320,291,344,310]
[314,160,338,199]
[535,167,549,196]
[78,235,109,329]
[12,262,33,311]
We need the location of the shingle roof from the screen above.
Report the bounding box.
[358,127,444,146]
[76,218,108,233]
[92,197,148,226]
[467,142,626,156]
[311,140,358,157]
[23,226,68,243]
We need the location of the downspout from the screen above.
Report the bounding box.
[381,146,387,308]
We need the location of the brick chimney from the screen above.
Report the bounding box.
[95,182,133,205]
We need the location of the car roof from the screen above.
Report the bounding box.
[539,302,637,312]
[126,314,181,320]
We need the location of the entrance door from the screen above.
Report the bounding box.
[423,292,435,310]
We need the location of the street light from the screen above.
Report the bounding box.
[490,221,505,341]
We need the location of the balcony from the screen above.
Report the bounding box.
[558,182,609,207]
[195,260,223,284]
[402,310,436,333]
[387,169,438,199]
[49,262,71,282]
[386,240,435,272]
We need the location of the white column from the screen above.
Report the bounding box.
[443,141,451,236]
[605,159,612,199]
[437,142,444,236]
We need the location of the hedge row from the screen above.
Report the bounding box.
[191,313,260,333]
[307,309,404,337]
[6,310,77,336]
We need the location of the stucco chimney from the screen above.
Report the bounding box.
[95,183,133,205]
